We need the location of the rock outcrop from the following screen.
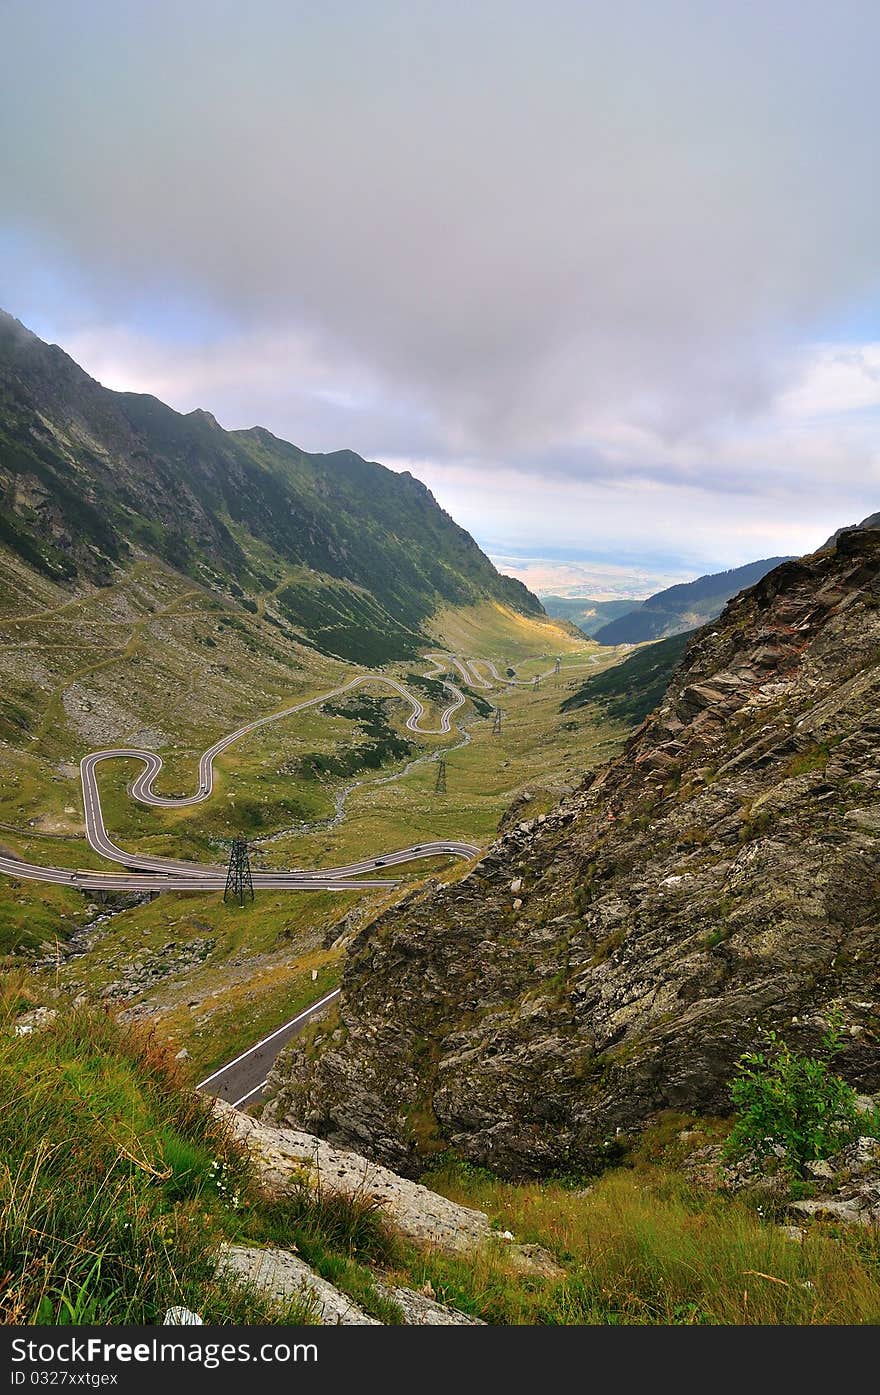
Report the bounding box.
[268,532,880,1178]
[219,1245,378,1325]
[216,1099,559,1275]
[218,1244,484,1325]
[219,1098,492,1251]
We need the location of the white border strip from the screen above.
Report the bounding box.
[231,1079,268,1109]
[196,987,341,1089]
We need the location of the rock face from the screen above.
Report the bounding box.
[270,532,880,1178]
[791,1137,880,1226]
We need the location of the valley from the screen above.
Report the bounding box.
[2,314,877,1332]
[0,540,631,1083]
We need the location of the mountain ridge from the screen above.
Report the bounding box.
[0,309,541,664]
[592,556,793,645]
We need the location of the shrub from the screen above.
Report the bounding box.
[724,1016,871,1175]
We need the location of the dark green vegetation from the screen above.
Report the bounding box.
[593,557,792,645]
[297,695,413,780]
[236,1185,405,1324]
[540,594,638,636]
[726,1019,880,1176]
[4,985,879,1327]
[0,310,540,663]
[0,987,316,1324]
[561,629,692,725]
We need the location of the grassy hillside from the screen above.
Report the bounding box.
[561,629,693,726]
[0,982,318,1323]
[0,544,622,1070]
[593,558,792,645]
[412,1130,880,1324]
[4,985,879,1326]
[16,602,626,1067]
[540,594,638,636]
[0,310,540,665]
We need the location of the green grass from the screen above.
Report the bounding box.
[410,1153,880,1324]
[5,983,878,1327]
[4,587,629,1077]
[231,1184,405,1323]
[0,982,316,1325]
[561,629,693,726]
[36,887,358,1072]
[0,981,415,1326]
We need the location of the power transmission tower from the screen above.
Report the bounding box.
[533,673,540,691]
[224,837,254,906]
[434,759,447,794]
[554,657,561,675]
[492,706,502,734]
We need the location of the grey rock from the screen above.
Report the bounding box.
[217,1100,493,1253]
[805,1158,836,1180]
[374,1282,484,1325]
[270,532,880,1179]
[163,1307,203,1325]
[218,1244,376,1324]
[13,1006,58,1037]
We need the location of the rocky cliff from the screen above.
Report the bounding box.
[266,530,880,1178]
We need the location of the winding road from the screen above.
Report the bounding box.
[0,656,505,893]
[0,649,595,895]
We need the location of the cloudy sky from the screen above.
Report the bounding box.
[2,1,880,596]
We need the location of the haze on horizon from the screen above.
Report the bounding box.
[2,0,879,594]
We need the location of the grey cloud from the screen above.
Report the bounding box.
[1,0,880,554]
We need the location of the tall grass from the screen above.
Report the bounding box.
[231,1179,405,1323]
[0,989,315,1325]
[415,1160,880,1324]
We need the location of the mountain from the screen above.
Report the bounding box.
[560,628,694,727]
[591,557,792,646]
[266,528,880,1177]
[540,595,639,637]
[0,310,541,664]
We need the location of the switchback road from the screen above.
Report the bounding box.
[0,654,501,891]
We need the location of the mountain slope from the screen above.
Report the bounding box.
[560,628,694,726]
[0,310,540,663]
[267,529,880,1177]
[540,595,638,637]
[592,557,792,645]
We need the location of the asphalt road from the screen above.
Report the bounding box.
[195,987,342,1108]
[1,650,596,893]
[1,658,487,891]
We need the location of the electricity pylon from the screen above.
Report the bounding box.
[224,837,254,906]
[434,759,447,794]
[554,657,561,675]
[533,674,541,691]
[492,707,502,734]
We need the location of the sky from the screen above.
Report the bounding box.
[2,1,880,597]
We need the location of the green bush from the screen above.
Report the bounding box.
[725,1016,873,1175]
